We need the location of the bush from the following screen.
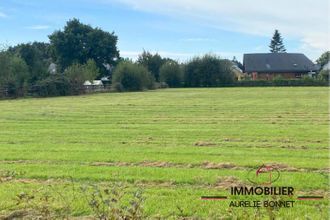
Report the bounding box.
[159,61,183,87]
[64,59,99,83]
[184,54,235,87]
[34,75,72,97]
[112,82,125,92]
[8,42,51,84]
[64,59,100,94]
[234,79,328,87]
[0,52,29,97]
[112,61,154,91]
[137,51,166,82]
[319,69,330,82]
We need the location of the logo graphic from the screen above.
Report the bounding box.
[201,164,323,204]
[247,164,280,185]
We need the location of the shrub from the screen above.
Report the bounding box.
[234,79,328,87]
[81,183,145,220]
[0,52,29,97]
[159,61,183,87]
[137,51,166,82]
[2,172,145,220]
[64,59,100,94]
[184,54,235,87]
[112,61,154,91]
[64,59,99,84]
[8,42,51,84]
[319,69,330,82]
[34,75,72,97]
[112,82,125,92]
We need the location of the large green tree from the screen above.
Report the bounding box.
[0,52,29,97]
[64,60,100,85]
[8,42,51,84]
[112,61,154,91]
[49,18,119,75]
[137,51,168,82]
[184,54,235,87]
[316,51,330,68]
[269,30,286,53]
[159,61,183,87]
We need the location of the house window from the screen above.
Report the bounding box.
[295,73,302,78]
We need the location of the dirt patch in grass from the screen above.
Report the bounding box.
[90,161,171,168]
[140,161,171,168]
[90,160,239,170]
[90,162,130,167]
[0,211,96,220]
[0,210,30,220]
[69,216,95,220]
[0,160,32,164]
[296,189,330,197]
[280,145,308,150]
[215,176,245,189]
[318,168,330,173]
[194,141,216,147]
[222,138,242,142]
[2,160,324,174]
[202,162,236,169]
[268,163,300,172]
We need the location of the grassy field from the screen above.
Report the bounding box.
[0,87,329,219]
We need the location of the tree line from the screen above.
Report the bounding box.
[0,18,238,97]
[0,19,328,98]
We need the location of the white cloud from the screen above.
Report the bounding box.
[25,25,50,30]
[299,31,330,61]
[112,0,329,56]
[0,12,7,18]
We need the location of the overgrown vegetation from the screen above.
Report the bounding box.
[0,173,145,220]
[137,50,170,82]
[7,42,51,83]
[184,54,235,87]
[33,75,72,97]
[81,184,144,220]
[112,61,154,91]
[64,59,100,94]
[0,18,116,98]
[49,18,119,75]
[234,78,329,87]
[0,52,29,98]
[319,69,330,81]
[159,61,183,87]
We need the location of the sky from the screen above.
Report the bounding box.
[0,0,329,62]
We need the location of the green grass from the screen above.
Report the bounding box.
[0,87,329,219]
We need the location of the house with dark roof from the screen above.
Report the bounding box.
[243,53,319,80]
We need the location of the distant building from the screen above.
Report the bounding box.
[83,81,92,86]
[101,76,111,86]
[243,53,319,80]
[83,80,104,92]
[231,63,246,81]
[92,80,103,86]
